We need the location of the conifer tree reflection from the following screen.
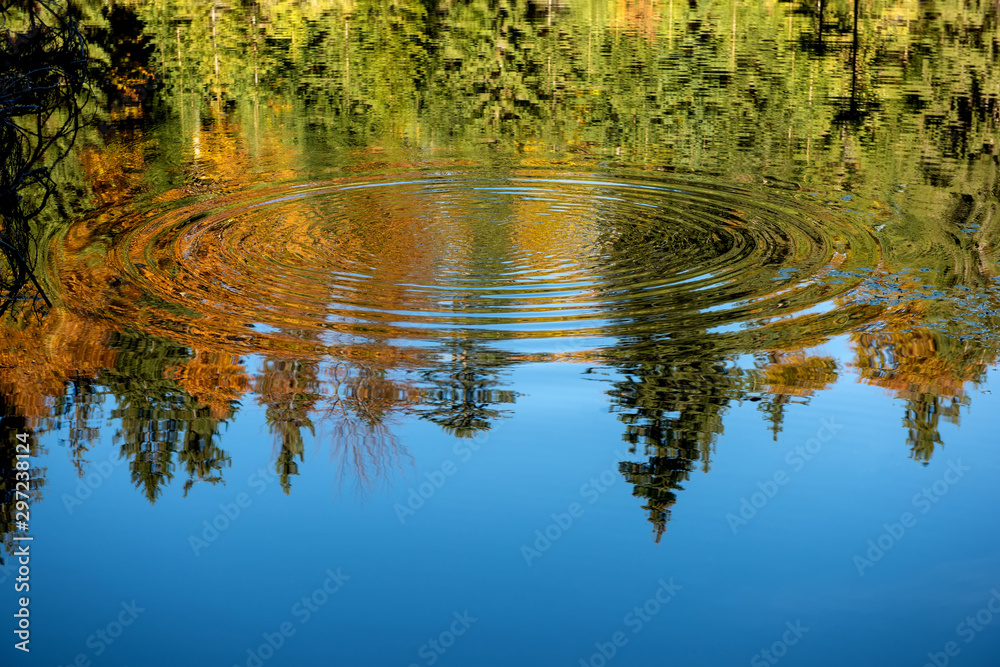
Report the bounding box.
[592,183,742,541]
[751,352,840,441]
[415,339,516,439]
[608,344,740,542]
[57,378,104,478]
[903,393,964,465]
[102,331,231,502]
[256,358,321,494]
[608,348,841,540]
[177,404,231,496]
[757,392,790,443]
[853,328,992,463]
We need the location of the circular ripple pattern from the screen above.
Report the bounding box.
[88,171,882,355]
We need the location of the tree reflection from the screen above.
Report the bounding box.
[853,328,994,463]
[752,351,839,440]
[323,361,412,496]
[256,358,321,494]
[102,331,232,502]
[415,340,517,438]
[606,343,739,541]
[0,0,89,315]
[1,0,1000,552]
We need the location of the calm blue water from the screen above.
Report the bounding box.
[4,357,999,666]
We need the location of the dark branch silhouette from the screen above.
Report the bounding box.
[0,0,90,316]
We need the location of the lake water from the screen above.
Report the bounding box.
[1,0,999,665]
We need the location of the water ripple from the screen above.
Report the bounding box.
[75,170,884,356]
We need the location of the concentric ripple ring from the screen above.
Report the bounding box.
[61,170,883,356]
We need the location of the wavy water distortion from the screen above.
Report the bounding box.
[57,170,883,358]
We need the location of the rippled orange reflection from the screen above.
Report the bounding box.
[2,95,996,534]
[755,352,839,398]
[0,309,117,426]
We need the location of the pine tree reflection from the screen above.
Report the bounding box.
[176,405,231,497]
[751,352,840,441]
[104,331,231,502]
[56,378,104,478]
[852,329,991,464]
[607,346,740,542]
[256,358,321,495]
[415,340,517,439]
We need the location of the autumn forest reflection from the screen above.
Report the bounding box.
[2,0,999,553]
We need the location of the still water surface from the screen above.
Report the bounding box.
[2,0,1000,665]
